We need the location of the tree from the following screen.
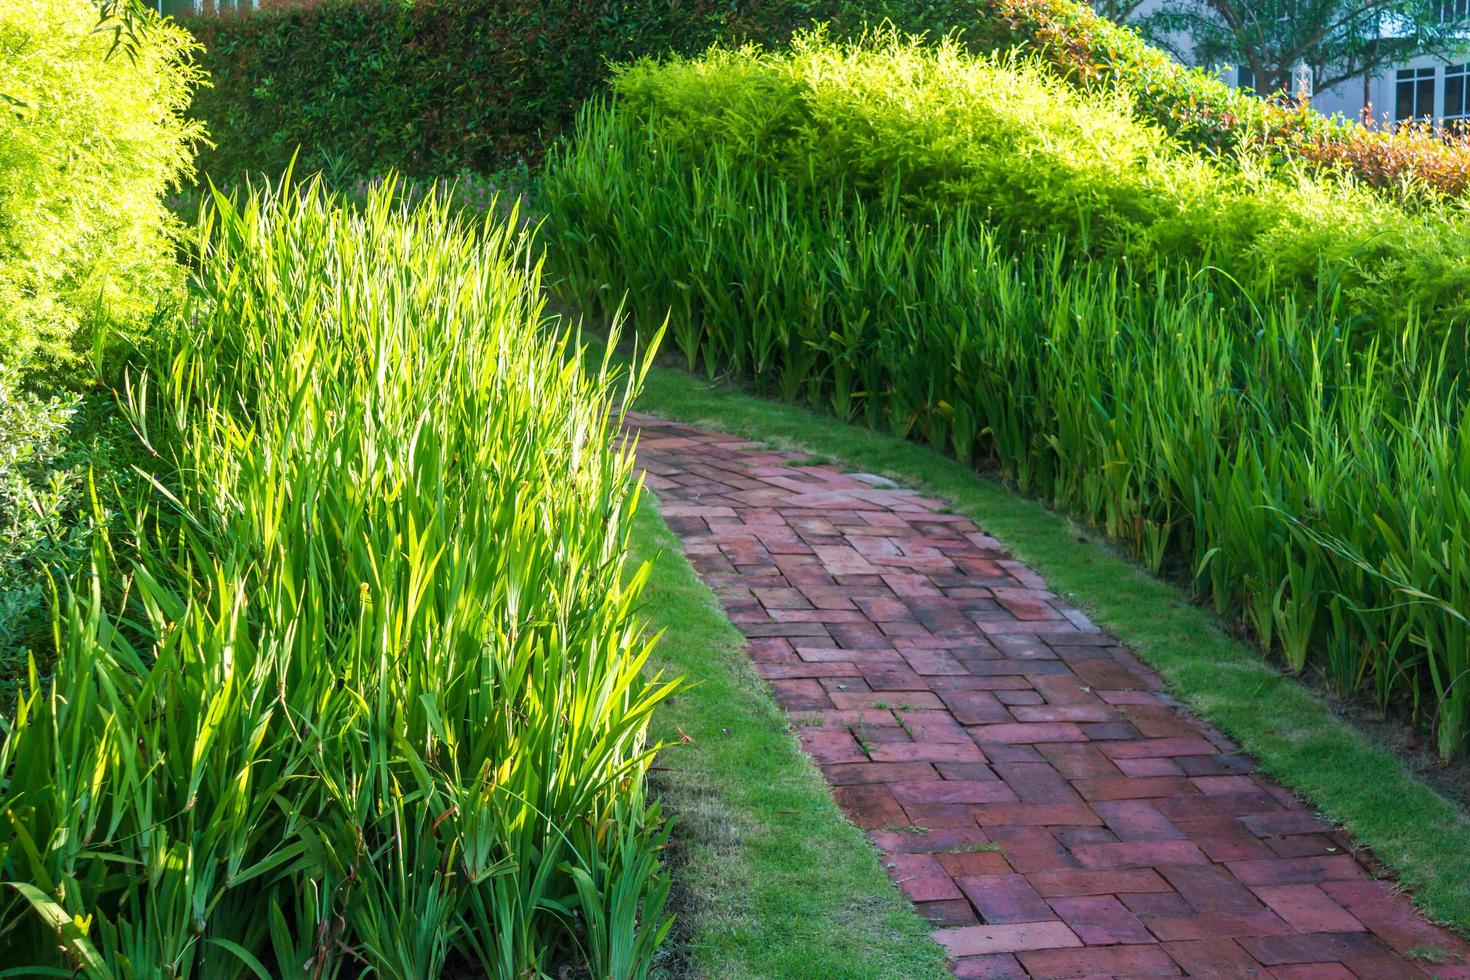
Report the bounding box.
[1092,0,1152,24]
[1143,0,1470,96]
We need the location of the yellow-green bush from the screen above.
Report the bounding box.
[606,34,1470,339]
[543,35,1470,759]
[0,0,203,378]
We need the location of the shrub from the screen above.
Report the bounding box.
[976,0,1470,198]
[542,40,1470,759]
[0,180,677,975]
[182,0,977,181]
[0,377,85,682]
[185,0,1470,199]
[599,35,1470,344]
[0,0,203,378]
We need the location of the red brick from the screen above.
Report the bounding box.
[1226,856,1367,886]
[959,873,1056,924]
[986,826,1078,873]
[952,953,1028,979]
[1049,895,1154,945]
[1252,884,1363,933]
[822,761,936,784]
[916,897,980,928]
[1017,944,1181,977]
[797,729,867,764]
[1322,880,1470,957]
[1074,776,1196,801]
[1010,704,1120,723]
[1191,775,1261,795]
[1102,737,1219,759]
[1122,891,1193,917]
[1160,939,1270,978]
[1237,931,1390,965]
[1030,868,1171,897]
[1143,910,1293,941]
[635,421,1454,980]
[1158,864,1262,914]
[1038,742,1123,779]
[1116,756,1185,777]
[970,722,1089,744]
[1267,965,1356,979]
[994,763,1085,804]
[830,783,908,829]
[1092,800,1184,841]
[933,921,1082,957]
[972,803,1102,827]
[1240,811,1334,840]
[1071,840,1209,869]
[890,779,1018,805]
[940,691,1014,725]
[867,740,987,763]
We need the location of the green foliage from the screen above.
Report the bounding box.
[0,378,84,681]
[599,34,1470,342]
[0,0,203,378]
[0,179,677,975]
[542,37,1470,759]
[0,377,146,696]
[982,0,1470,197]
[182,0,977,181]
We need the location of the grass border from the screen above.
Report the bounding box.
[631,499,952,978]
[609,339,1470,935]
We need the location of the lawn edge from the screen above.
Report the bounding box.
[631,498,952,978]
[616,343,1470,937]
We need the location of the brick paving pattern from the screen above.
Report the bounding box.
[627,412,1470,979]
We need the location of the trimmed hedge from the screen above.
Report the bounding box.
[184,0,974,179]
[187,0,1470,199]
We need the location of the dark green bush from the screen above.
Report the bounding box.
[183,0,976,180]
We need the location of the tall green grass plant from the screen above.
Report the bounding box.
[602,34,1470,346]
[0,179,676,976]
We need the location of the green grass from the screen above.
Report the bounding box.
[602,336,1470,935]
[629,500,950,978]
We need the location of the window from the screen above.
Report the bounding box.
[1447,64,1470,130]
[1397,67,1436,120]
[1238,65,1260,94]
[1442,0,1469,23]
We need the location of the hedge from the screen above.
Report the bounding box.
[183,0,975,179]
[186,0,1470,199]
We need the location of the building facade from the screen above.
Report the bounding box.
[1130,0,1470,126]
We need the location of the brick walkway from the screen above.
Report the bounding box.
[627,412,1470,979]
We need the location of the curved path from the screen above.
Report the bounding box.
[627,411,1470,979]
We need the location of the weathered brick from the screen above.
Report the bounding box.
[1226,856,1368,886]
[1071,839,1209,869]
[1160,939,1270,978]
[970,722,1089,744]
[1049,895,1154,945]
[933,921,1082,957]
[1238,931,1391,965]
[1017,944,1181,977]
[1252,884,1363,933]
[1030,868,1170,897]
[958,873,1056,924]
